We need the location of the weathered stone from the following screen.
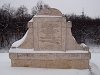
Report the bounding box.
[11,59,89,69]
[9,8,91,69]
[37,8,62,16]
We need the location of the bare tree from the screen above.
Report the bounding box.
[15,5,28,17]
[2,4,15,17]
[31,0,50,16]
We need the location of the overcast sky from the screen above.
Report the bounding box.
[0,0,100,18]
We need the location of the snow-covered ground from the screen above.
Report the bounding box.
[89,46,100,53]
[0,46,100,75]
[0,53,90,75]
[0,52,100,75]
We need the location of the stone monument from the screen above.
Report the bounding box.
[9,8,91,69]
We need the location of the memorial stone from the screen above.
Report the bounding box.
[9,8,91,69]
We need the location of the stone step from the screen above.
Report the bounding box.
[9,49,91,60]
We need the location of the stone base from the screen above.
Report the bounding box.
[11,59,89,69]
[9,49,91,69]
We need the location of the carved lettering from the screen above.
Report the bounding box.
[38,22,62,49]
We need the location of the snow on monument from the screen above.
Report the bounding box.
[9,8,91,69]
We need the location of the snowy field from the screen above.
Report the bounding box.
[0,47,100,75]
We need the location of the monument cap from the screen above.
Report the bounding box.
[37,8,62,16]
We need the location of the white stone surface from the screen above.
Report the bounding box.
[34,15,62,17]
[9,48,89,53]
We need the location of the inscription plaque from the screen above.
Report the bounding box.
[38,22,62,50]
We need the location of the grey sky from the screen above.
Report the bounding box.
[0,0,100,18]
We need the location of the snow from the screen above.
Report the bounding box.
[34,15,62,17]
[89,63,100,75]
[29,18,33,22]
[11,30,28,48]
[89,46,100,53]
[0,53,90,75]
[9,48,89,53]
[90,53,100,68]
[80,43,87,48]
[0,47,100,75]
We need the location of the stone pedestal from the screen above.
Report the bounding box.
[9,8,91,69]
[9,49,90,69]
